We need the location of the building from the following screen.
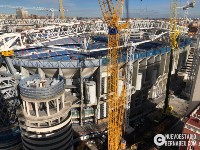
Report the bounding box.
[18,75,73,150]
[0,14,16,19]
[180,106,200,150]
[16,8,29,19]
[184,33,200,114]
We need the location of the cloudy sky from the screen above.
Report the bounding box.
[0,0,199,18]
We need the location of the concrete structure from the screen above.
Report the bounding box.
[16,9,29,19]
[181,33,200,114]
[18,75,73,150]
[2,18,190,129]
[14,38,191,127]
[0,19,198,144]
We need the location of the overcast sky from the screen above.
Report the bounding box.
[0,0,199,18]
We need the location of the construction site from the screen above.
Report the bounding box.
[0,0,200,150]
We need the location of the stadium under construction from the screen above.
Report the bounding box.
[0,1,200,150]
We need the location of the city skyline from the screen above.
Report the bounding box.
[0,0,199,18]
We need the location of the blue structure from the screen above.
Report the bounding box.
[12,38,191,69]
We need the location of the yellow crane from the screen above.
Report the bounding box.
[163,0,180,113]
[98,0,128,149]
[59,0,65,19]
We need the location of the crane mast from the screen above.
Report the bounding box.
[59,0,65,19]
[98,0,128,149]
[183,0,195,23]
[163,0,180,113]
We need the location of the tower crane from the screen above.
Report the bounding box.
[0,5,57,19]
[177,0,195,24]
[163,0,180,113]
[32,7,57,19]
[98,0,129,149]
[59,0,65,19]
[182,0,195,22]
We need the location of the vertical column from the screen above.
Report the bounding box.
[61,94,65,109]
[35,102,39,117]
[132,60,139,87]
[46,102,50,116]
[140,58,147,85]
[159,53,167,76]
[26,102,30,116]
[177,51,186,71]
[175,49,180,69]
[95,67,101,124]
[56,99,59,113]
[147,56,155,82]
[132,60,139,108]
[165,52,171,73]
[23,101,26,112]
[104,77,108,94]
[172,48,179,74]
[80,68,83,126]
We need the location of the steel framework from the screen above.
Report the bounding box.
[0,72,19,128]
[98,0,128,149]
